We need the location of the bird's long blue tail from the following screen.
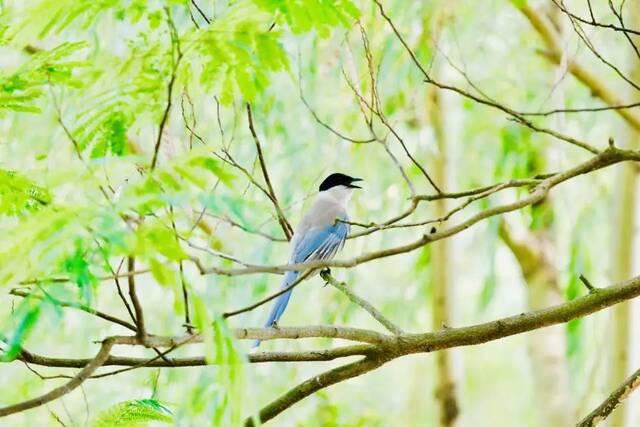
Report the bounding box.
[253,270,299,348]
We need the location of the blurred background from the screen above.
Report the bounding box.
[1,0,639,426]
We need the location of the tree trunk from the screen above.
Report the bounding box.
[608,156,636,427]
[608,6,640,426]
[499,223,573,426]
[429,76,459,427]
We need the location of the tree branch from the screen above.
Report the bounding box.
[201,147,640,277]
[9,289,136,332]
[516,2,640,131]
[246,104,294,240]
[577,366,640,427]
[127,257,147,342]
[150,7,183,170]
[320,270,403,335]
[16,344,374,368]
[372,0,601,155]
[245,356,386,426]
[0,338,115,418]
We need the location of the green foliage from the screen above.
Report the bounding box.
[496,123,543,180]
[0,169,51,215]
[0,42,87,114]
[254,0,360,36]
[187,2,290,104]
[92,399,173,427]
[565,229,590,361]
[0,296,43,361]
[191,297,248,425]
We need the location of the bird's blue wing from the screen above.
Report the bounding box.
[291,220,349,263]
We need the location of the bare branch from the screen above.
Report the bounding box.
[549,0,640,36]
[127,257,146,342]
[150,8,183,170]
[320,271,403,335]
[372,0,601,155]
[17,344,374,368]
[222,271,313,319]
[577,366,640,427]
[516,3,640,131]
[201,147,640,277]
[9,289,136,332]
[0,338,114,418]
[246,356,386,426]
[246,104,294,240]
[190,0,211,25]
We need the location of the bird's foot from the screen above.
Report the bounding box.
[320,268,331,286]
[271,321,280,330]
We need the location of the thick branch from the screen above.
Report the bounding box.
[16,344,374,368]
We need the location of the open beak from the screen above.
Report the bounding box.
[348,177,363,189]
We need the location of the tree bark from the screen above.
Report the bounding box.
[608,7,640,426]
[499,223,573,426]
[608,144,636,427]
[429,83,459,427]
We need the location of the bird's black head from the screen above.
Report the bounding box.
[318,173,363,191]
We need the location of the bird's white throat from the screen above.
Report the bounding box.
[319,185,353,208]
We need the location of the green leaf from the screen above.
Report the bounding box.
[134,221,187,261]
[92,399,173,427]
[148,258,177,287]
[1,297,42,361]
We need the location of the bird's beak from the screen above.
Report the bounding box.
[348,178,363,189]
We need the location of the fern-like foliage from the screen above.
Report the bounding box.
[0,42,87,114]
[93,399,173,427]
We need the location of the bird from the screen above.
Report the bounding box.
[254,172,362,347]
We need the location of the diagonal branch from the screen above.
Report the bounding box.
[515,2,640,131]
[577,366,640,427]
[9,289,136,332]
[371,0,601,155]
[320,270,403,335]
[200,146,640,277]
[127,257,146,342]
[150,7,183,171]
[246,104,294,240]
[0,338,115,418]
[245,356,386,426]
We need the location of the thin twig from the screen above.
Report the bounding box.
[222,271,313,318]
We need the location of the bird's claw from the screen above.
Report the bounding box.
[271,321,280,330]
[320,268,332,286]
